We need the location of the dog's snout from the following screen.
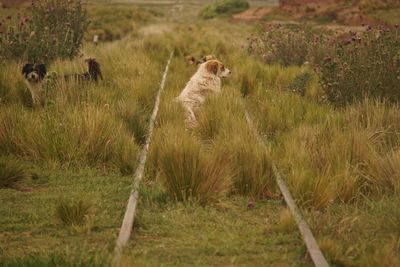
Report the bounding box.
[28,72,39,80]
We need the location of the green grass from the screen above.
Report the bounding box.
[124,186,307,266]
[0,169,131,265]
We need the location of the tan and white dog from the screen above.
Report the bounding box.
[176,58,231,128]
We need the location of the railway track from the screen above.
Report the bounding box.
[113,51,174,266]
[112,52,329,267]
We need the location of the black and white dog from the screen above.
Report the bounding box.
[22,58,103,106]
[21,63,47,106]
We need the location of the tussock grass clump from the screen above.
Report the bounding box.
[157,127,232,205]
[275,99,400,209]
[199,0,249,19]
[0,157,30,189]
[214,130,277,199]
[0,105,138,172]
[196,90,245,141]
[56,199,93,227]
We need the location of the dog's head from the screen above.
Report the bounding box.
[204,59,231,78]
[22,63,47,83]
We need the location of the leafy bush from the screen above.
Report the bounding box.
[247,24,330,66]
[199,0,249,19]
[0,0,88,63]
[320,27,400,106]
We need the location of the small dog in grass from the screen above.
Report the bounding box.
[64,58,103,82]
[22,58,103,106]
[21,63,47,106]
[176,57,231,128]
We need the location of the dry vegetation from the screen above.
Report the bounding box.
[1,0,400,266]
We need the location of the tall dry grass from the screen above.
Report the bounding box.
[156,126,232,204]
[0,31,172,173]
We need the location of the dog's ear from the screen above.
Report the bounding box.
[206,60,219,75]
[185,55,196,65]
[37,64,47,79]
[22,63,33,76]
[202,55,215,62]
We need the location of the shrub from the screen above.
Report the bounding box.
[0,157,30,189]
[0,0,88,63]
[56,199,93,227]
[287,70,313,96]
[247,24,330,66]
[320,27,400,107]
[199,0,249,19]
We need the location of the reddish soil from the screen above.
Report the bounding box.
[278,0,384,26]
[1,0,30,8]
[233,7,272,21]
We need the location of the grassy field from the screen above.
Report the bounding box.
[1,1,400,266]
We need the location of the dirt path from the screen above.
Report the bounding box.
[233,7,272,21]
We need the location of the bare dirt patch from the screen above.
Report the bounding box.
[233,7,272,21]
[279,0,385,26]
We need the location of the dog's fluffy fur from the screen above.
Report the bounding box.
[21,63,47,105]
[176,59,231,128]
